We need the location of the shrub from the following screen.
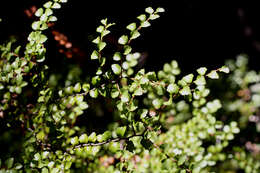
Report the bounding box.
[0,0,260,172]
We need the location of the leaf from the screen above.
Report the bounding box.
[116,126,127,137]
[207,70,219,79]
[150,14,160,20]
[113,52,122,61]
[194,76,206,86]
[140,109,148,119]
[141,21,151,28]
[79,134,88,143]
[156,7,165,13]
[45,8,53,16]
[70,136,79,145]
[98,42,106,51]
[96,25,104,33]
[35,8,44,17]
[152,99,162,109]
[137,14,146,21]
[118,35,128,45]
[182,74,194,83]
[197,67,207,75]
[89,88,98,98]
[121,91,130,103]
[14,163,23,170]
[92,36,100,44]
[167,84,179,94]
[73,83,81,92]
[52,2,61,9]
[39,34,48,43]
[178,155,187,166]
[124,45,132,55]
[82,83,90,92]
[130,30,140,40]
[88,132,97,142]
[180,86,191,96]
[133,87,143,96]
[111,64,121,75]
[91,50,99,60]
[219,66,230,73]
[126,23,136,31]
[145,7,154,14]
[101,18,107,25]
[32,21,41,30]
[49,16,57,22]
[5,157,14,169]
[43,1,53,8]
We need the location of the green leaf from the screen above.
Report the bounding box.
[145,7,154,14]
[156,7,165,13]
[133,87,143,96]
[111,89,120,98]
[42,167,49,173]
[137,14,146,21]
[88,132,97,142]
[207,70,219,79]
[178,155,187,166]
[140,109,148,119]
[5,157,14,169]
[116,126,127,137]
[74,83,81,92]
[130,30,141,40]
[126,23,136,31]
[79,134,88,143]
[124,45,132,55]
[39,34,48,43]
[89,88,98,98]
[100,18,107,25]
[118,35,128,45]
[43,1,53,8]
[152,98,162,109]
[96,25,104,33]
[180,86,191,96]
[49,16,57,22]
[14,163,23,170]
[102,131,112,141]
[111,64,121,75]
[91,50,99,60]
[141,21,151,28]
[167,84,179,94]
[194,76,206,86]
[219,66,230,73]
[52,2,61,9]
[82,83,90,92]
[35,8,44,17]
[98,42,106,51]
[197,67,207,75]
[182,74,194,83]
[92,36,100,44]
[32,21,41,30]
[113,52,122,61]
[121,91,130,103]
[45,8,53,16]
[150,14,160,20]
[70,136,79,145]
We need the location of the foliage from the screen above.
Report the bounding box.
[0,0,260,172]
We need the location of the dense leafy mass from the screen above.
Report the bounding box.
[0,0,260,172]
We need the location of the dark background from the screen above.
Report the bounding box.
[1,0,260,72]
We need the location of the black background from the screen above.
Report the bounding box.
[1,0,260,72]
